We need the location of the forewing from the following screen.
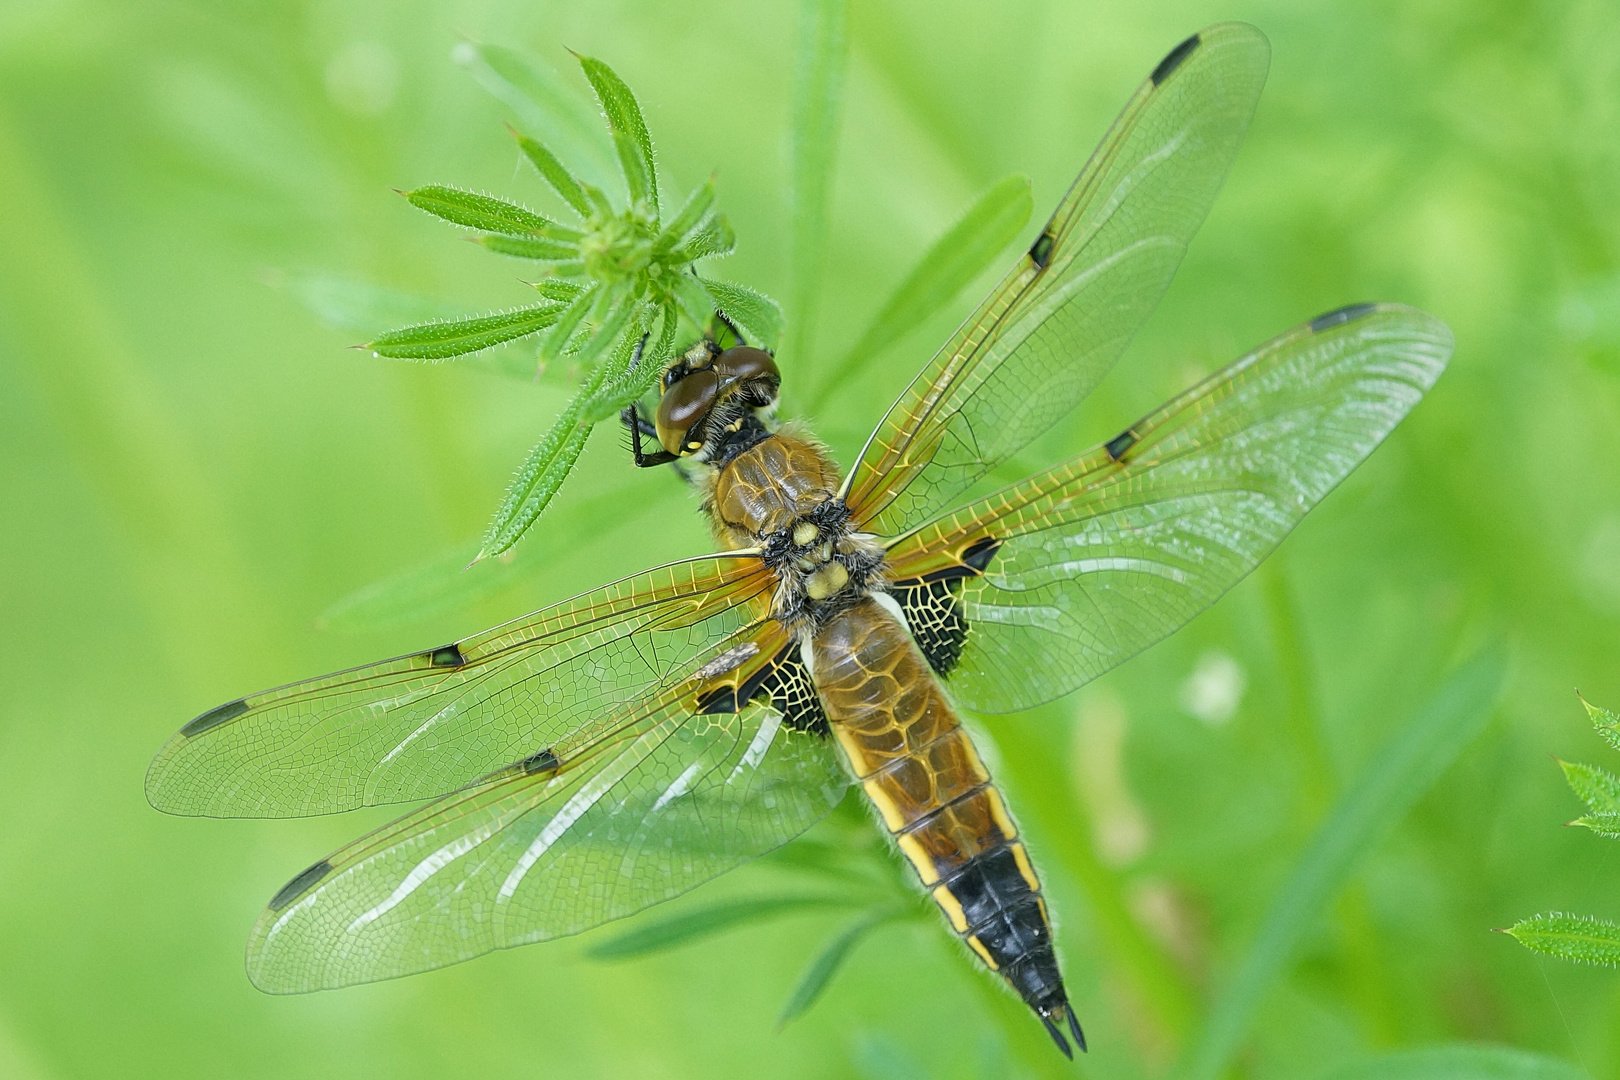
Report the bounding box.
[245,622,850,992]
[146,555,774,817]
[842,24,1270,536]
[883,304,1452,713]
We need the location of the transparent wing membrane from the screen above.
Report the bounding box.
[245,621,849,992]
[884,304,1453,714]
[842,23,1271,537]
[146,556,774,817]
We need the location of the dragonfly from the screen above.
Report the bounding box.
[146,23,1451,1057]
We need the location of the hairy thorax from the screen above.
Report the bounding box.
[703,429,885,634]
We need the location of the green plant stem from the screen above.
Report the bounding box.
[786,0,849,389]
[1260,556,1336,819]
[1178,646,1505,1080]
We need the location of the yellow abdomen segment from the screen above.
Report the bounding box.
[811,598,1072,1022]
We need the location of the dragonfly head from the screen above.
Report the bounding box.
[655,344,780,457]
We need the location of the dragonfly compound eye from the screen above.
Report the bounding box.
[656,367,720,455]
[712,346,781,407]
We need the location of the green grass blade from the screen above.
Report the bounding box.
[1319,1043,1588,1079]
[472,234,577,261]
[403,184,561,238]
[514,131,592,218]
[453,42,618,190]
[696,276,784,351]
[810,174,1031,409]
[365,303,561,360]
[786,0,849,374]
[1180,646,1508,1080]
[1504,912,1620,967]
[1560,759,1620,814]
[575,54,658,216]
[587,896,852,961]
[265,270,460,335]
[777,905,898,1028]
[317,481,681,634]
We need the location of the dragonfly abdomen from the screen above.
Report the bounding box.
[810,598,1084,1056]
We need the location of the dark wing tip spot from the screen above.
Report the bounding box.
[1105,428,1139,462]
[180,698,250,738]
[268,860,334,911]
[1309,302,1379,333]
[1151,33,1201,86]
[520,748,560,775]
[1028,231,1056,270]
[428,644,465,668]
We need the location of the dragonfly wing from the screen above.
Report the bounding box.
[147,555,775,817]
[843,23,1272,537]
[883,304,1452,713]
[245,622,850,992]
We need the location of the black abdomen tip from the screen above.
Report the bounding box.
[181,698,250,737]
[1309,302,1379,333]
[1151,33,1201,85]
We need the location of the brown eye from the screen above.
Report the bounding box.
[712,346,778,383]
[712,346,780,407]
[655,368,720,455]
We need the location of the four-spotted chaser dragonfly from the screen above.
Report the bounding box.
[146,23,1451,1056]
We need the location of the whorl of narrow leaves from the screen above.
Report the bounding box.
[367,48,785,556]
[1504,913,1620,967]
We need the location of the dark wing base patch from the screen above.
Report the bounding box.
[697,642,830,736]
[890,538,1001,677]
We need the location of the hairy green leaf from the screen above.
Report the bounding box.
[777,905,898,1027]
[655,178,717,255]
[538,283,601,366]
[1505,912,1620,968]
[514,130,592,217]
[576,54,658,215]
[1570,810,1620,836]
[1580,691,1620,753]
[478,414,591,562]
[473,234,577,261]
[588,896,851,961]
[666,214,736,263]
[787,0,849,372]
[530,279,587,303]
[403,184,563,238]
[1560,758,1620,815]
[697,277,784,351]
[1319,1043,1588,1080]
[365,303,561,360]
[1181,646,1506,1080]
[812,174,1032,408]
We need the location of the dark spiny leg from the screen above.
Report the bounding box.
[621,404,679,468]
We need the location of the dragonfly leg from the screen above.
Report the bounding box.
[620,404,681,469]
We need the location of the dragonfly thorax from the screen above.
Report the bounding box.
[704,430,886,633]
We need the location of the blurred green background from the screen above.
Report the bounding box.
[3,0,1619,1077]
